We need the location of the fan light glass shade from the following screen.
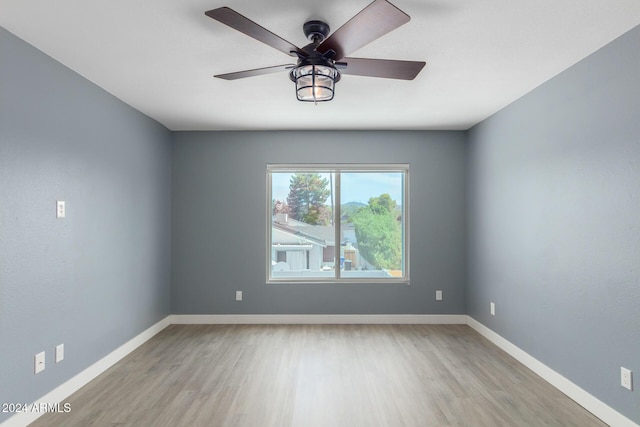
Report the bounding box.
[291,64,339,102]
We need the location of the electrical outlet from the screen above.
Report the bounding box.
[56,200,66,218]
[490,302,495,316]
[34,351,45,374]
[621,367,633,391]
[56,344,64,363]
[435,290,443,301]
[235,291,242,301]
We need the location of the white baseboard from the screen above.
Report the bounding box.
[466,316,639,427]
[170,314,467,325]
[0,316,171,427]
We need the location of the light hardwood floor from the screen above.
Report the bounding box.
[30,324,607,427]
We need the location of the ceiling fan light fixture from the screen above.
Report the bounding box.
[290,64,340,102]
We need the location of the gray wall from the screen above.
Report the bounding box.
[467,25,640,423]
[0,27,172,422]
[171,131,467,315]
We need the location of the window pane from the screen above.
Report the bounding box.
[268,166,408,282]
[340,172,405,279]
[271,171,336,279]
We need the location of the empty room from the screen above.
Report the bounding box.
[1,1,639,426]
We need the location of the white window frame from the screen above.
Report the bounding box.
[267,164,410,284]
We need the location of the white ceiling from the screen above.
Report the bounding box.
[1,0,639,131]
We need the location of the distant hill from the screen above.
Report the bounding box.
[341,201,367,220]
[342,201,367,209]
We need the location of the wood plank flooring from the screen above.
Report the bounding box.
[30,324,607,427]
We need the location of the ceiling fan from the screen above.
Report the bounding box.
[205,0,426,102]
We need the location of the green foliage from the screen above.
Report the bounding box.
[368,193,397,215]
[286,173,331,225]
[351,194,402,270]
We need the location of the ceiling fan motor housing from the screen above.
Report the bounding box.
[303,20,331,43]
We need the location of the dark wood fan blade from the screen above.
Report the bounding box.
[205,7,306,57]
[317,0,410,61]
[338,57,426,80]
[214,64,295,80]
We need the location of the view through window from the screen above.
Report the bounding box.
[268,165,408,282]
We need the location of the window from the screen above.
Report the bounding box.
[268,164,409,283]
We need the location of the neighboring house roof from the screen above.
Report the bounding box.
[295,226,335,245]
[272,220,327,247]
[272,215,356,248]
